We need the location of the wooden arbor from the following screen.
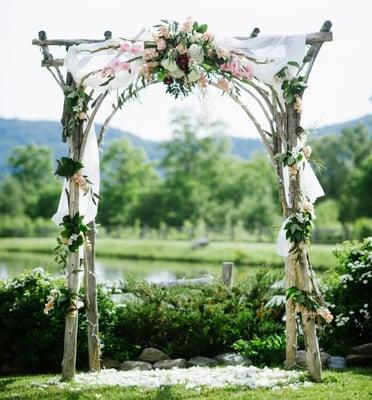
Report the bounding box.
[32,21,332,382]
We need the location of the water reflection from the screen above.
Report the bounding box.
[0,252,229,284]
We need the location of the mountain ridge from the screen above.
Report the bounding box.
[0,114,371,177]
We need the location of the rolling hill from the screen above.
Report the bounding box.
[0,114,371,177]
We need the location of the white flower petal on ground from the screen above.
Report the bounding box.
[73,366,304,390]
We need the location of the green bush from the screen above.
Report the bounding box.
[0,216,57,237]
[322,238,372,354]
[0,268,284,374]
[353,218,372,239]
[104,270,283,362]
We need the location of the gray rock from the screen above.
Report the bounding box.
[153,358,187,369]
[295,350,330,367]
[320,352,331,367]
[120,361,152,371]
[295,350,307,367]
[102,358,121,369]
[188,356,218,367]
[351,343,372,355]
[138,348,169,363]
[346,354,372,367]
[214,353,252,366]
[328,356,346,370]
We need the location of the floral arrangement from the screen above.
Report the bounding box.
[54,212,90,268]
[55,157,100,205]
[93,19,257,103]
[286,286,333,325]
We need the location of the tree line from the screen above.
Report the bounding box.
[0,111,371,241]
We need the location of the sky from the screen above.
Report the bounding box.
[0,0,371,141]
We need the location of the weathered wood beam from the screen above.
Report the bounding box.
[33,30,332,49]
[235,30,332,44]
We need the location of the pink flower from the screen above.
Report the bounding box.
[101,65,114,78]
[119,40,133,53]
[181,18,194,33]
[156,38,167,51]
[220,59,253,80]
[118,62,131,72]
[143,48,159,61]
[130,41,144,54]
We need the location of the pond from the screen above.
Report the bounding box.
[0,251,264,284]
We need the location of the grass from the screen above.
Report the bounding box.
[0,369,371,400]
[0,238,336,271]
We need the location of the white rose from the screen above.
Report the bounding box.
[161,59,178,73]
[188,44,204,64]
[187,68,200,83]
[190,32,203,43]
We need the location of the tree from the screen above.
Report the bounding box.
[312,125,371,199]
[99,139,159,227]
[339,155,372,222]
[2,145,59,219]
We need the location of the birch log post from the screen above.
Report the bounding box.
[61,78,84,380]
[286,102,322,381]
[85,221,101,372]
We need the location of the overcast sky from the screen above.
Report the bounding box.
[0,0,371,141]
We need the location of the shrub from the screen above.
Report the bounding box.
[0,268,115,374]
[353,218,372,239]
[322,238,372,354]
[0,268,284,374]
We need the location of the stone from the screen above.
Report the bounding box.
[102,357,121,369]
[295,350,307,367]
[214,353,252,366]
[346,354,372,367]
[351,343,372,355]
[327,356,346,370]
[188,356,218,367]
[295,350,330,367]
[153,358,187,369]
[320,351,331,367]
[138,348,169,363]
[120,361,152,371]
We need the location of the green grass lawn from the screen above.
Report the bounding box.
[0,238,336,271]
[1,369,371,400]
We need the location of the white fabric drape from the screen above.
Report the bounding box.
[215,35,306,87]
[276,160,325,257]
[64,38,144,90]
[52,125,100,226]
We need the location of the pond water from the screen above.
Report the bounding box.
[0,252,260,284]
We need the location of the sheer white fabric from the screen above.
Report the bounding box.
[52,125,100,226]
[215,35,306,87]
[277,160,325,257]
[64,38,144,90]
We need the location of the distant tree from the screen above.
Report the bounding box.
[339,155,372,223]
[4,145,59,219]
[99,139,159,227]
[312,125,371,199]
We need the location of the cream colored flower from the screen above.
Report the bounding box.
[302,145,312,158]
[143,48,158,61]
[216,47,230,59]
[156,38,167,51]
[198,73,208,90]
[188,69,200,83]
[78,112,88,120]
[317,307,333,323]
[188,44,204,64]
[294,95,302,113]
[159,25,170,38]
[302,200,314,215]
[176,43,187,55]
[202,32,214,42]
[216,78,231,93]
[181,18,194,33]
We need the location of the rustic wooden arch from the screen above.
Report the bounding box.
[32,21,332,382]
